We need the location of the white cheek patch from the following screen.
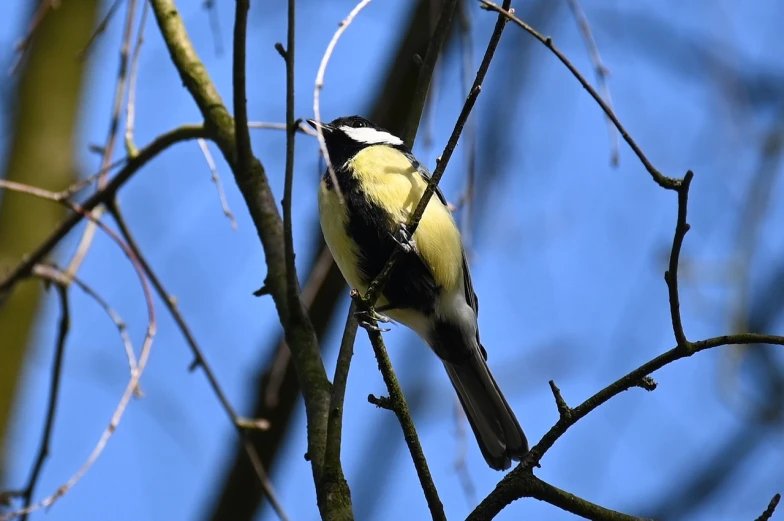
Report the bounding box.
[340,126,404,146]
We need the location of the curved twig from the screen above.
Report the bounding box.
[65,0,138,280]
[313,0,375,204]
[0,124,209,298]
[477,0,679,190]
[0,185,157,521]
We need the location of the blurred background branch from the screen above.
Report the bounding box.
[0,0,100,478]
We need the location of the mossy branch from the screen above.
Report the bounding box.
[148,0,339,514]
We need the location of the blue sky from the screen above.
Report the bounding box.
[3,0,784,520]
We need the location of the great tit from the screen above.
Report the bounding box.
[307,115,528,471]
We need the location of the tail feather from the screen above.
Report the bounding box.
[444,350,528,471]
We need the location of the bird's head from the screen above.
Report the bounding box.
[306,115,405,166]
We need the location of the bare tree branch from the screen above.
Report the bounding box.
[0,124,209,299]
[346,1,513,518]
[105,203,289,520]
[204,2,450,516]
[124,0,148,156]
[65,0,138,280]
[149,0,337,516]
[459,5,784,520]
[363,0,511,305]
[197,138,238,229]
[477,0,678,189]
[0,183,157,521]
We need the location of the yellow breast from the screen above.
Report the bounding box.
[347,146,463,293]
[318,178,366,293]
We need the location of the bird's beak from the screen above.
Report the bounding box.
[306,119,334,133]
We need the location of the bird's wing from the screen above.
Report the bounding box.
[461,248,487,358]
[412,157,480,315]
[411,155,488,359]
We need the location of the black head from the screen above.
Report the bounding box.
[306,115,406,166]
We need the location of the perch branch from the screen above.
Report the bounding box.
[347,2,514,519]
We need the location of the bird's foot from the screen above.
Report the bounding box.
[391,223,418,254]
[354,308,392,332]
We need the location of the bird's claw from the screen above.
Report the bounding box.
[391,223,417,254]
[354,309,392,332]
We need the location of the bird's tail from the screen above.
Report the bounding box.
[443,348,528,471]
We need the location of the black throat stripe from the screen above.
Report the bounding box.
[326,166,440,315]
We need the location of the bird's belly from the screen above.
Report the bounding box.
[386,307,432,342]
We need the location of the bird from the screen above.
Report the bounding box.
[307,115,528,471]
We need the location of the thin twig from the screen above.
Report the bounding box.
[349,2,513,518]
[248,121,317,136]
[248,122,287,130]
[149,0,333,515]
[0,124,209,298]
[477,0,679,190]
[65,0,138,280]
[197,138,238,229]
[364,0,512,305]
[0,189,157,521]
[78,0,124,59]
[324,299,359,474]
[468,332,784,519]
[18,279,69,521]
[548,380,573,420]
[313,0,376,204]
[281,0,299,316]
[232,0,253,177]
[59,150,140,203]
[357,294,445,521]
[664,172,693,349]
[34,264,138,370]
[125,0,150,156]
[564,0,619,166]
[9,0,58,75]
[106,203,288,521]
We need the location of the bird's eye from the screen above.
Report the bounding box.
[355,121,365,128]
